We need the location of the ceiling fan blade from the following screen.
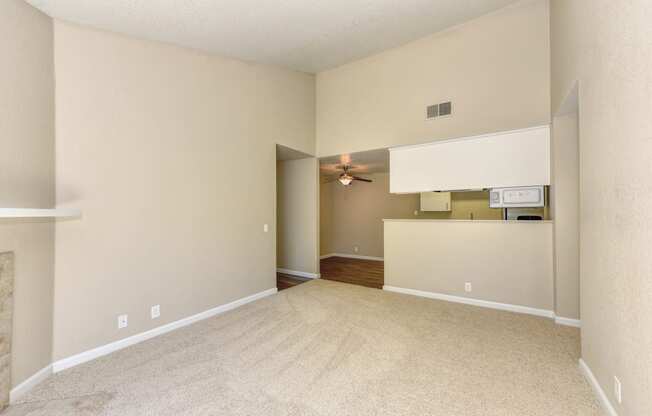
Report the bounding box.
[352,176,373,183]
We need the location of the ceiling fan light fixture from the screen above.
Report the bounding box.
[339,174,353,186]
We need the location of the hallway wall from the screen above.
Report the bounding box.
[277,158,320,275]
[551,111,580,321]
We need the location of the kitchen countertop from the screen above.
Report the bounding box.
[382,219,553,223]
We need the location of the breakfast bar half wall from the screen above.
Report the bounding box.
[383,219,576,325]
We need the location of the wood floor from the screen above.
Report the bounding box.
[276,273,311,291]
[319,256,384,289]
[277,256,384,290]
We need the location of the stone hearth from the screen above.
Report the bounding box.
[0,252,14,409]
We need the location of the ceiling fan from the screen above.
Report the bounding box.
[337,165,372,186]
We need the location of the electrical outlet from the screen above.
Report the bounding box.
[414,210,419,216]
[118,314,128,329]
[354,246,359,253]
[151,305,160,319]
[614,376,622,404]
[465,282,472,292]
[263,224,269,233]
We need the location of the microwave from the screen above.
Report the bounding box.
[489,186,545,208]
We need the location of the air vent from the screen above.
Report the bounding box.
[426,104,439,119]
[439,101,452,116]
[426,101,453,119]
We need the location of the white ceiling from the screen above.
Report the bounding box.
[27,0,520,73]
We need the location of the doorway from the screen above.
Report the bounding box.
[275,144,319,291]
[318,148,389,289]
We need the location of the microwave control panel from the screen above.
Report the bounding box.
[489,186,545,208]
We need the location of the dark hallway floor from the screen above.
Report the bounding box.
[277,256,384,291]
[319,256,384,289]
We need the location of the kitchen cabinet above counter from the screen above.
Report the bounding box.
[389,125,550,194]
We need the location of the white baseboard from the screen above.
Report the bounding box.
[52,288,277,374]
[382,285,555,318]
[579,358,619,416]
[10,364,52,404]
[554,316,581,327]
[276,268,320,279]
[320,253,384,262]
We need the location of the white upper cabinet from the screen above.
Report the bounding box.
[389,126,550,194]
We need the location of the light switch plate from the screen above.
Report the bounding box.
[151,305,160,319]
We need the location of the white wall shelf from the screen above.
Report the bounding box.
[0,208,81,218]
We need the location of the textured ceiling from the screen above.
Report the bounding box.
[27,0,520,73]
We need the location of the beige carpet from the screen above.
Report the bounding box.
[7,280,602,415]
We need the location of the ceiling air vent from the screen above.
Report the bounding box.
[426,101,453,120]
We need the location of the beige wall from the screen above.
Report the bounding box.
[321,173,502,258]
[0,0,55,388]
[52,21,315,360]
[551,1,652,414]
[323,173,418,258]
[316,0,550,157]
[276,158,319,275]
[385,220,554,311]
[319,179,333,256]
[0,3,55,209]
[551,112,579,320]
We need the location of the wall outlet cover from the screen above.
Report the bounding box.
[151,305,161,319]
[465,282,472,292]
[118,314,128,329]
